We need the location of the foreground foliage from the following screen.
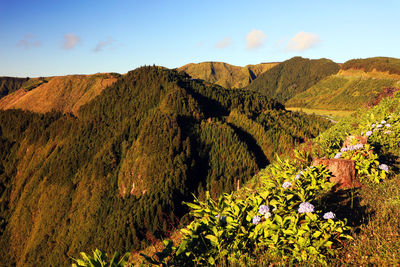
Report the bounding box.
[142,160,351,266]
[71,249,131,267]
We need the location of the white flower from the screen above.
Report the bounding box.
[264,211,272,219]
[298,202,314,213]
[258,205,270,215]
[379,164,389,172]
[334,152,342,159]
[282,181,292,189]
[323,211,336,219]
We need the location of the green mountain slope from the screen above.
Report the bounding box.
[286,59,400,110]
[246,57,340,103]
[0,66,330,266]
[178,61,278,89]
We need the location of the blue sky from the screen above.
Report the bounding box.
[1,0,399,77]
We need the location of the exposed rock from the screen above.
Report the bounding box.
[313,158,362,189]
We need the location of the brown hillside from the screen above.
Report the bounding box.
[178,61,278,88]
[0,73,118,115]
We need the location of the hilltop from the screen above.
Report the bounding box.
[177,61,278,89]
[286,57,400,110]
[0,73,119,115]
[246,57,340,103]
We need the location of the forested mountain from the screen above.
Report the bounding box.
[0,73,119,115]
[246,57,340,102]
[178,61,278,89]
[286,57,400,110]
[0,66,330,266]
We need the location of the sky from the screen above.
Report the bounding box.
[1,0,399,77]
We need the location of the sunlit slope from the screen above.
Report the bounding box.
[178,61,278,89]
[286,69,400,110]
[0,73,119,115]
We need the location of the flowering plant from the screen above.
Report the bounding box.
[143,158,350,265]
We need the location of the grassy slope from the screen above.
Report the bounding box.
[317,92,400,265]
[0,73,118,115]
[286,58,400,111]
[246,57,340,103]
[177,61,278,89]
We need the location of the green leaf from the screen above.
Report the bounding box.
[205,234,218,245]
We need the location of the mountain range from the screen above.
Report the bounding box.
[0,65,330,266]
[0,56,399,266]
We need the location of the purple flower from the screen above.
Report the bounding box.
[334,152,342,159]
[376,124,383,128]
[385,123,391,128]
[365,131,373,137]
[282,181,292,189]
[372,123,376,128]
[341,147,348,152]
[354,143,364,150]
[379,164,389,172]
[323,212,336,219]
[295,170,304,180]
[252,215,261,225]
[381,120,387,124]
[298,202,314,213]
[258,205,270,215]
[384,130,392,135]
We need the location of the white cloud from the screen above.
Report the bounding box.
[17,34,42,48]
[62,33,81,50]
[215,37,232,49]
[286,32,320,52]
[93,37,113,52]
[246,29,266,50]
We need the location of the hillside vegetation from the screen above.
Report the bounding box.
[0,66,330,266]
[178,62,278,89]
[0,77,29,98]
[246,57,340,103]
[342,57,400,75]
[128,88,400,266]
[286,61,400,110]
[0,73,119,115]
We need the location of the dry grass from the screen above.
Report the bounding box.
[329,173,400,266]
[0,73,117,115]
